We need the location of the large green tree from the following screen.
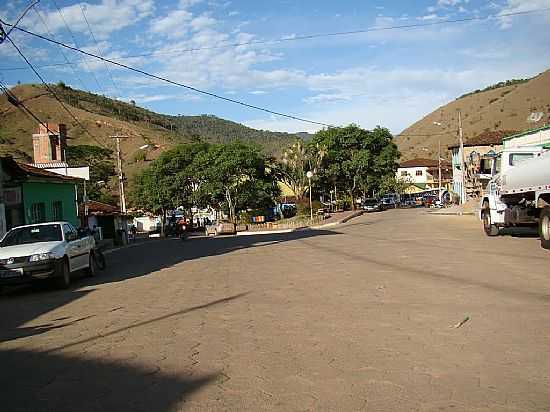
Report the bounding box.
[130,141,280,226]
[310,125,400,208]
[196,142,280,221]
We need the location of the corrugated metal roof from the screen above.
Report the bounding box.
[502,125,550,141]
[399,158,451,168]
[448,130,518,149]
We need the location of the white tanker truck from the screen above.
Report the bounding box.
[480,147,550,250]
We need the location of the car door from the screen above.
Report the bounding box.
[63,223,85,271]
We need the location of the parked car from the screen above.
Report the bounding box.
[381,197,397,209]
[0,221,97,289]
[205,221,237,236]
[362,199,383,212]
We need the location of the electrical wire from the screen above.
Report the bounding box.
[50,0,106,96]
[34,7,90,92]
[3,26,333,127]
[78,3,122,98]
[1,7,549,72]
[0,79,58,135]
[4,34,109,149]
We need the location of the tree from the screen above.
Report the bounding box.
[130,143,210,234]
[378,175,413,197]
[195,142,280,222]
[65,144,115,204]
[310,125,400,208]
[277,140,325,201]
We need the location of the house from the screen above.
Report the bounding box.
[397,158,452,193]
[502,125,550,150]
[448,130,517,201]
[29,123,90,180]
[80,200,128,245]
[0,157,81,236]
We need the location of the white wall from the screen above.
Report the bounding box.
[397,166,433,185]
[504,128,550,149]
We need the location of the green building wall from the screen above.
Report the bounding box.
[22,181,78,226]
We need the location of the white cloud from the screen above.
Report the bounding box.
[497,0,550,28]
[150,9,193,38]
[23,0,155,39]
[124,93,201,103]
[250,90,267,95]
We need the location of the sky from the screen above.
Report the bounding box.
[1,0,550,134]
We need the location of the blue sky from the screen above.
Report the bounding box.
[1,0,550,134]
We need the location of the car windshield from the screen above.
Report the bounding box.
[364,199,378,205]
[1,224,62,247]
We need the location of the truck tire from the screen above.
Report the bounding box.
[55,258,71,289]
[540,207,550,250]
[482,201,499,237]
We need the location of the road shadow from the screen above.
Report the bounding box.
[499,226,540,238]
[85,228,340,288]
[0,347,217,412]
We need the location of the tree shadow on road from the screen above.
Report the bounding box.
[91,229,340,287]
[0,347,218,412]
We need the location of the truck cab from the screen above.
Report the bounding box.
[480,146,550,249]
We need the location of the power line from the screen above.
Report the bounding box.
[0,79,58,134]
[49,0,106,96]
[2,7,550,72]
[34,7,90,92]
[4,33,109,149]
[78,3,122,98]
[4,26,332,127]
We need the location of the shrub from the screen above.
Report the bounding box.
[132,150,147,163]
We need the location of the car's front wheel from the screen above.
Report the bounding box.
[55,258,70,289]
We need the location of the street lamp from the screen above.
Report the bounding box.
[306,170,314,221]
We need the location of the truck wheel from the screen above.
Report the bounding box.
[540,207,550,250]
[482,202,499,237]
[55,259,71,289]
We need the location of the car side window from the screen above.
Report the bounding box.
[63,224,75,242]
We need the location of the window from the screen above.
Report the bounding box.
[30,203,46,223]
[63,223,77,242]
[1,224,62,246]
[52,201,63,221]
[509,153,534,166]
[416,170,423,176]
[400,171,408,176]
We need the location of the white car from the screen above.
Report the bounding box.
[0,221,97,288]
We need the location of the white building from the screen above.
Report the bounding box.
[397,158,451,193]
[503,125,550,149]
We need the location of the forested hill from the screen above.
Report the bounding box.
[0,83,301,160]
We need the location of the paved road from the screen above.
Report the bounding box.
[1,209,549,411]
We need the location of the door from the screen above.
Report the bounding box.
[63,223,86,271]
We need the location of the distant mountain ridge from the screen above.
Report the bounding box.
[397,69,550,160]
[0,83,302,164]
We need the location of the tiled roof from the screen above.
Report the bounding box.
[0,157,82,182]
[399,158,451,168]
[448,130,518,149]
[17,162,82,181]
[83,200,120,215]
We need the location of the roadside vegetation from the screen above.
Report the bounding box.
[129,124,400,223]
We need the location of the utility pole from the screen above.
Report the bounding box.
[457,110,466,204]
[110,135,130,213]
[438,139,442,203]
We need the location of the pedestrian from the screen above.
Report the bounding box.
[130,224,137,242]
